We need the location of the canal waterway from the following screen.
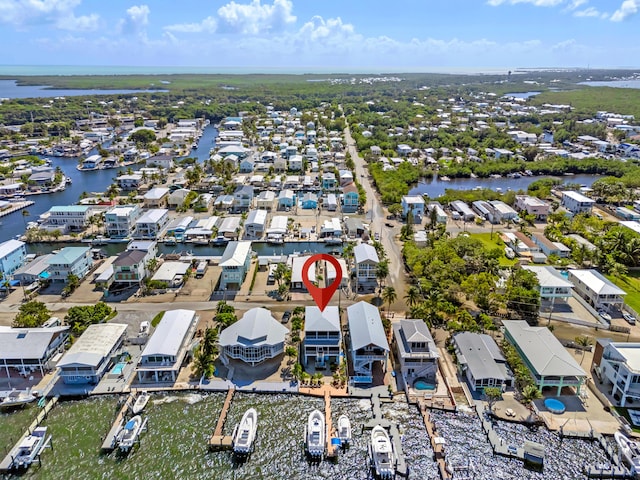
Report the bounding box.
[1,394,612,479]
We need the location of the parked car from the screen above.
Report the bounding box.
[374,232,380,241]
[598,310,612,322]
[385,223,394,228]
[623,312,636,325]
[282,310,292,324]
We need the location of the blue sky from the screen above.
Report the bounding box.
[0,0,638,72]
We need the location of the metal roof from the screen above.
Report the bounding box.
[141,309,196,358]
[453,332,509,381]
[354,244,379,264]
[47,247,90,265]
[57,323,127,368]
[347,301,389,351]
[219,241,251,267]
[305,306,340,333]
[219,308,288,347]
[0,239,25,259]
[503,321,586,378]
[568,269,626,296]
[0,326,69,361]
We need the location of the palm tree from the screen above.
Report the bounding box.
[574,335,593,365]
[404,286,422,308]
[376,259,389,288]
[381,286,397,314]
[520,384,542,405]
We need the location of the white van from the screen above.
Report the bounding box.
[195,261,208,278]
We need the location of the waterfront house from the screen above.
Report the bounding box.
[219,241,252,291]
[12,254,52,286]
[515,195,550,220]
[146,154,173,170]
[266,215,288,242]
[165,216,193,242]
[594,340,640,407]
[151,261,190,289]
[393,319,439,389]
[44,205,94,233]
[284,175,301,189]
[303,306,341,367]
[301,192,318,209]
[0,239,27,277]
[143,187,170,208]
[117,174,143,190]
[401,195,425,222]
[0,325,70,377]
[233,185,254,213]
[502,320,586,395]
[0,183,24,196]
[46,247,92,282]
[344,218,365,239]
[218,308,289,366]
[277,189,295,210]
[568,269,626,311]
[326,257,349,288]
[57,323,128,385]
[28,170,56,187]
[244,209,268,239]
[452,332,512,393]
[112,249,147,287]
[105,205,142,238]
[342,183,359,213]
[290,255,315,291]
[561,190,595,214]
[354,243,379,292]
[134,209,169,239]
[218,216,241,240]
[256,190,276,210]
[522,266,573,306]
[347,301,389,384]
[136,309,198,384]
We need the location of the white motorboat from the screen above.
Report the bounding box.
[370,425,395,479]
[132,391,150,415]
[0,390,37,410]
[337,415,352,445]
[306,409,325,457]
[9,426,48,470]
[232,408,258,455]
[116,415,143,452]
[615,431,640,474]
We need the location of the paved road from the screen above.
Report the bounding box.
[343,124,409,309]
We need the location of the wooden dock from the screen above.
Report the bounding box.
[101,394,135,452]
[208,388,235,451]
[421,408,451,480]
[325,390,337,459]
[584,465,634,479]
[0,396,58,473]
[0,200,34,218]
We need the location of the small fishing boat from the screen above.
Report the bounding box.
[0,390,37,410]
[232,408,258,455]
[116,415,143,452]
[370,425,395,479]
[132,391,150,415]
[9,426,48,470]
[306,409,325,458]
[615,431,640,475]
[337,415,351,445]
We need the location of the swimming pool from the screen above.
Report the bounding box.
[544,398,566,414]
[111,362,126,375]
[414,380,436,391]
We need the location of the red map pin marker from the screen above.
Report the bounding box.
[302,254,343,312]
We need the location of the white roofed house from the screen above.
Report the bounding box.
[326,257,349,288]
[266,215,288,242]
[303,306,341,367]
[347,301,389,385]
[46,247,92,282]
[401,195,425,222]
[515,195,550,220]
[568,269,626,311]
[143,187,170,208]
[44,205,94,233]
[136,309,198,384]
[151,261,190,289]
[290,255,315,291]
[503,320,586,395]
[354,243,379,292]
[393,319,439,389]
[244,209,268,239]
[595,340,640,406]
[233,185,254,213]
[256,190,276,210]
[218,216,241,240]
[219,241,252,291]
[105,204,142,238]
[57,323,128,385]
[218,308,289,366]
[0,325,70,378]
[522,266,573,308]
[0,239,27,278]
[561,190,595,215]
[134,208,169,239]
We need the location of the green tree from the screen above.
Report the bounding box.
[381,286,397,313]
[12,301,50,328]
[192,327,219,379]
[484,386,503,412]
[404,286,422,308]
[520,384,542,405]
[574,335,593,365]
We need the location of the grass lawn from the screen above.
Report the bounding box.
[613,407,640,434]
[469,232,518,267]
[606,272,640,314]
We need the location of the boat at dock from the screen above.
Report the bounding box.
[0,389,37,410]
[7,426,49,470]
[337,415,351,445]
[232,408,258,455]
[131,391,150,415]
[306,409,325,458]
[370,425,395,479]
[615,431,640,475]
[116,415,144,452]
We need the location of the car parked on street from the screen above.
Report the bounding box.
[623,312,636,325]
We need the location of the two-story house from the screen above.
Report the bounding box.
[136,309,198,384]
[46,247,92,282]
[0,239,27,277]
[303,306,341,367]
[105,205,142,238]
[393,319,439,389]
[515,195,550,220]
[595,340,640,407]
[568,269,626,311]
[233,185,254,213]
[347,301,389,384]
[354,243,379,293]
[562,191,595,214]
[219,241,252,291]
[134,209,169,239]
[401,195,425,222]
[44,205,94,233]
[112,249,147,287]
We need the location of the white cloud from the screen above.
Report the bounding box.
[118,5,150,35]
[487,0,564,6]
[165,16,218,33]
[610,0,639,21]
[574,6,602,16]
[0,0,99,31]
[216,0,296,34]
